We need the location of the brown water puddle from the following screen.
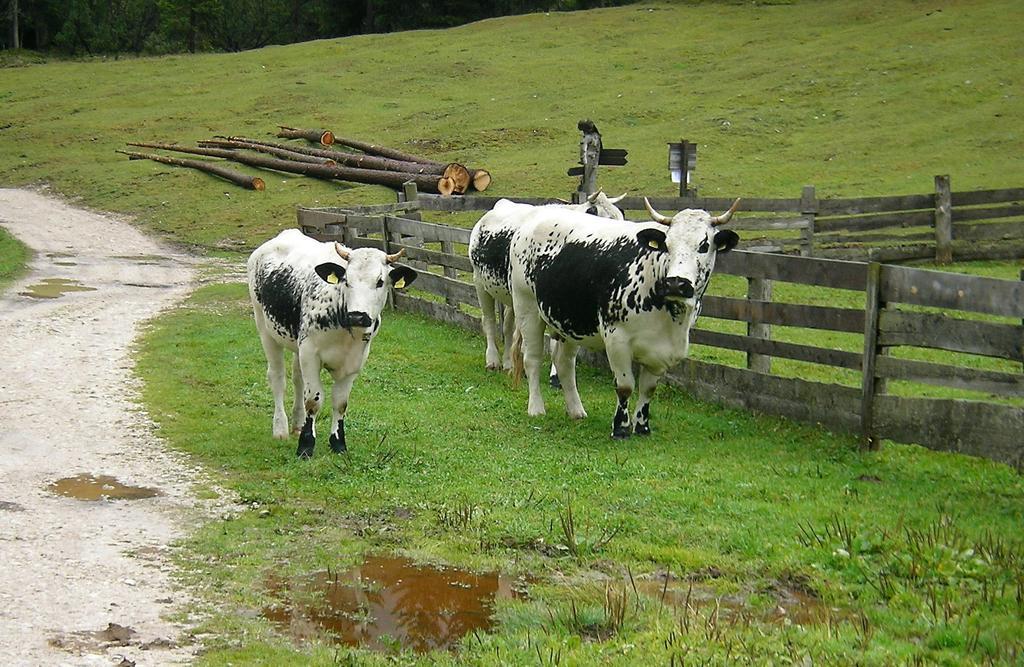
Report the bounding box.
[47,474,161,501]
[263,555,524,652]
[19,277,96,299]
[638,577,842,626]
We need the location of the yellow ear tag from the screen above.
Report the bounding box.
[649,240,661,249]
[326,272,339,284]
[394,277,406,289]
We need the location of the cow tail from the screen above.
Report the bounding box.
[510,327,525,388]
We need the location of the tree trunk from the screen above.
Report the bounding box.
[329,134,491,191]
[197,139,337,165]
[276,125,335,146]
[10,0,19,50]
[126,142,455,195]
[221,135,449,175]
[118,150,265,191]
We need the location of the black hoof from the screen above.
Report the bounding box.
[612,427,632,440]
[296,443,314,459]
[297,417,315,458]
[550,374,562,389]
[329,433,347,454]
[634,423,651,436]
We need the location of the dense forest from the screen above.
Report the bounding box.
[2,0,637,54]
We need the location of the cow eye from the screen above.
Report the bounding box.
[698,238,710,253]
[376,278,384,288]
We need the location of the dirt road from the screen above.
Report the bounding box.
[0,188,221,665]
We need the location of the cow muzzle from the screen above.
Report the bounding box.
[658,277,695,301]
[345,311,373,329]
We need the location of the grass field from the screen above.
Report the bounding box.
[1,0,1022,252]
[4,0,1024,662]
[0,226,31,290]
[138,283,1024,664]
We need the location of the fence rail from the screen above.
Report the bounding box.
[297,197,1024,469]
[404,177,1024,263]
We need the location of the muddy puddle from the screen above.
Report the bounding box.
[638,576,841,626]
[47,474,161,501]
[263,555,525,652]
[19,277,96,299]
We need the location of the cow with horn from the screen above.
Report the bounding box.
[509,198,741,438]
[247,229,417,457]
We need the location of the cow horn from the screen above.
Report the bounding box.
[586,189,604,204]
[643,197,673,225]
[608,192,628,204]
[710,198,741,226]
[385,248,405,264]
[334,242,350,260]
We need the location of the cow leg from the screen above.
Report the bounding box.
[296,344,324,459]
[552,339,586,419]
[328,373,358,454]
[476,285,502,371]
[290,352,304,435]
[549,338,562,388]
[501,305,516,371]
[515,305,547,416]
[257,331,290,439]
[632,366,661,436]
[605,341,635,439]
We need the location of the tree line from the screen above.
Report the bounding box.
[3,0,637,55]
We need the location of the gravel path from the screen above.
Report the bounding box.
[0,188,226,666]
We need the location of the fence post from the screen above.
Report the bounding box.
[860,262,884,450]
[934,174,953,264]
[578,121,601,196]
[800,185,817,257]
[746,277,772,374]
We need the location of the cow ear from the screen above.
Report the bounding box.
[314,262,346,284]
[636,228,668,253]
[389,265,418,290]
[714,230,740,253]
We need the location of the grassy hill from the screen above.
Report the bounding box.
[2,0,1022,251]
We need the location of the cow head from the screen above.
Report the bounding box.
[314,243,418,330]
[638,198,741,307]
[557,190,627,219]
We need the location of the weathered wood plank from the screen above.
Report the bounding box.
[948,239,1024,261]
[716,250,868,290]
[691,329,862,369]
[701,295,864,333]
[618,196,802,214]
[861,262,883,450]
[814,209,935,233]
[815,231,934,246]
[953,220,1024,240]
[875,356,1024,397]
[878,310,1024,362]
[874,396,1024,467]
[726,216,810,232]
[817,193,935,215]
[664,359,862,433]
[951,187,1024,207]
[386,215,473,245]
[414,194,568,211]
[388,242,474,272]
[746,278,772,373]
[934,175,953,264]
[410,271,478,306]
[951,203,1024,223]
[393,293,481,333]
[880,264,1024,318]
[816,245,936,262]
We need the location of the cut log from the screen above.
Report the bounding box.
[442,163,472,194]
[471,169,492,192]
[117,150,265,191]
[125,142,455,194]
[197,139,336,165]
[277,125,334,145]
[330,135,444,166]
[220,136,451,175]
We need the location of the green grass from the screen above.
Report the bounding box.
[2,0,1023,252]
[0,226,31,291]
[137,283,1024,664]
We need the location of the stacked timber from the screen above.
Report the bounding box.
[117,125,492,196]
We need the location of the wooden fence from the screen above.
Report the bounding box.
[298,203,1024,469]
[402,177,1024,264]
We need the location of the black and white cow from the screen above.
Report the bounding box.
[247,229,417,457]
[509,198,740,438]
[469,190,626,373]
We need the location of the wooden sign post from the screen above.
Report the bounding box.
[567,119,627,196]
[668,140,697,197]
